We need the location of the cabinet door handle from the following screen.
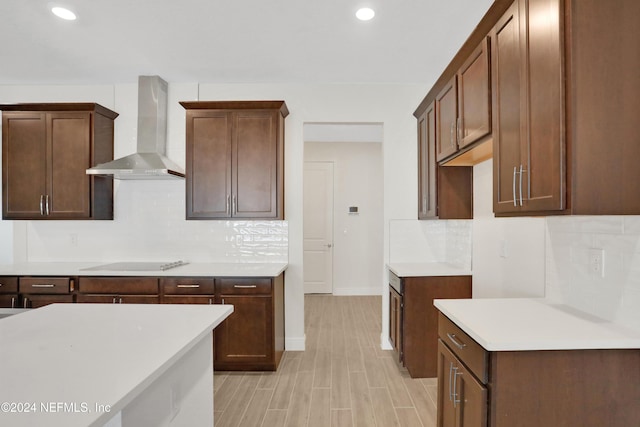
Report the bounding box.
[31,284,55,288]
[232,195,237,215]
[23,298,29,308]
[222,298,225,304]
[519,164,525,207]
[233,285,257,289]
[11,297,16,308]
[112,297,117,304]
[457,117,462,143]
[226,195,231,215]
[448,362,454,402]
[512,166,517,207]
[177,284,200,288]
[450,123,455,146]
[119,297,123,304]
[209,298,213,305]
[45,195,50,215]
[446,333,467,350]
[40,195,45,216]
[452,368,462,408]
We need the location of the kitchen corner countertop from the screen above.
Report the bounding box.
[0,303,233,426]
[0,262,288,277]
[387,262,471,277]
[434,298,640,351]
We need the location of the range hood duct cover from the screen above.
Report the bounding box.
[86,75,185,180]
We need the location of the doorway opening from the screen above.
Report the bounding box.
[303,122,384,296]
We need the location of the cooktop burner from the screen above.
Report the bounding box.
[81,260,188,272]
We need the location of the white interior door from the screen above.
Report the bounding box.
[303,162,334,294]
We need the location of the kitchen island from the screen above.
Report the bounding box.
[434,298,640,427]
[0,303,233,427]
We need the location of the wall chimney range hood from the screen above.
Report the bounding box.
[86,75,185,180]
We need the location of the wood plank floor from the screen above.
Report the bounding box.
[213,295,438,427]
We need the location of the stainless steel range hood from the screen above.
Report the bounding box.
[86,76,185,180]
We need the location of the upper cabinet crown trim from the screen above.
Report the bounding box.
[179,101,289,118]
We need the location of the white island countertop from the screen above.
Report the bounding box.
[0,262,287,277]
[387,262,471,277]
[0,303,233,426]
[435,298,640,351]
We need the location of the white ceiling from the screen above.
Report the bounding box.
[0,0,493,86]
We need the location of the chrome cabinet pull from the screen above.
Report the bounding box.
[0,283,3,287]
[512,166,517,207]
[119,297,123,304]
[11,297,16,308]
[222,298,225,304]
[45,195,50,215]
[457,117,462,143]
[209,298,213,305]
[234,285,257,289]
[448,362,454,401]
[452,368,462,408]
[450,123,455,147]
[23,298,29,308]
[446,333,467,350]
[519,164,525,207]
[232,195,237,215]
[177,284,200,288]
[40,195,45,215]
[31,284,55,288]
[112,297,117,304]
[226,195,230,215]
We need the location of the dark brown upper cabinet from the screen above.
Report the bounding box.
[1,103,117,220]
[417,102,437,219]
[492,0,564,215]
[435,38,491,164]
[418,101,473,220]
[457,37,491,150]
[181,101,288,220]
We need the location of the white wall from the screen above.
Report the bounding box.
[472,159,546,298]
[0,82,428,351]
[304,141,383,295]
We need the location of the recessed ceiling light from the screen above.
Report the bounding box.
[51,6,77,20]
[356,7,375,21]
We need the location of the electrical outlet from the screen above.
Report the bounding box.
[588,248,605,278]
[70,233,78,246]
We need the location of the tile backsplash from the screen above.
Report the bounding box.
[23,180,288,263]
[389,219,472,269]
[546,216,640,331]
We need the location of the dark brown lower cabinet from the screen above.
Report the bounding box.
[19,276,74,308]
[76,277,159,304]
[389,272,472,378]
[214,274,284,371]
[0,276,19,308]
[437,313,640,427]
[389,286,403,364]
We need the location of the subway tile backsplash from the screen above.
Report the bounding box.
[546,216,640,331]
[389,219,472,269]
[24,181,288,263]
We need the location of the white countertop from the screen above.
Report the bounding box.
[387,262,471,277]
[435,298,640,351]
[0,303,233,426]
[0,262,287,277]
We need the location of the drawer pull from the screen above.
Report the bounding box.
[234,285,257,289]
[447,333,467,350]
[11,297,16,308]
[177,284,200,288]
[31,284,56,288]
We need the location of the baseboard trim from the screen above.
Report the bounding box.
[332,287,382,296]
[380,333,393,350]
[285,335,306,351]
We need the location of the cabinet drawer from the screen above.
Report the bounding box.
[217,278,272,295]
[0,276,18,294]
[161,278,215,295]
[438,312,488,383]
[19,277,71,294]
[162,295,215,304]
[78,277,159,294]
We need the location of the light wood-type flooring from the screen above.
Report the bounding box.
[213,295,438,427]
